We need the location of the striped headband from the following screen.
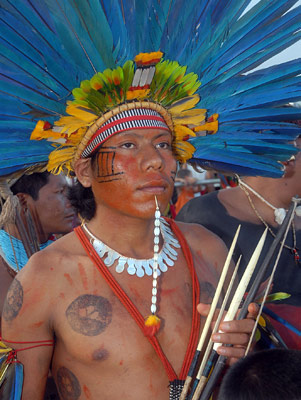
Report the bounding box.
[81,108,169,158]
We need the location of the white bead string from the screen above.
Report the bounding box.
[238,178,286,225]
[151,196,161,314]
[238,177,301,224]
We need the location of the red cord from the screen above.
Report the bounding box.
[1,337,54,355]
[75,218,200,381]
[1,338,54,345]
[168,218,200,379]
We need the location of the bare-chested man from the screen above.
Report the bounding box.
[0,172,75,326]
[2,125,257,399]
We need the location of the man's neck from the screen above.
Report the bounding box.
[85,212,161,260]
[243,177,294,209]
[3,222,51,245]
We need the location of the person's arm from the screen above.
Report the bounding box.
[0,256,15,329]
[1,253,54,400]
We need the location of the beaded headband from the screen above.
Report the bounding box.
[81,108,169,158]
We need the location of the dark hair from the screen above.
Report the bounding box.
[68,152,98,221]
[218,349,301,400]
[10,171,50,200]
[68,182,96,221]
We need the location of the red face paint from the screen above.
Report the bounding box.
[91,128,177,219]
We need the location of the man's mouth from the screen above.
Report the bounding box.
[65,213,75,220]
[138,180,168,193]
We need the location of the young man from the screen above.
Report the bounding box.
[1,3,300,397]
[0,172,75,325]
[2,125,257,399]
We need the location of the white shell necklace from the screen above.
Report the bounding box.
[82,218,180,278]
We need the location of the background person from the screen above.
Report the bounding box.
[176,137,301,349]
[217,348,301,400]
[0,171,75,325]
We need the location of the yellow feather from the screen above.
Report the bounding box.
[66,104,98,122]
[47,146,77,175]
[174,125,196,140]
[173,111,207,125]
[0,341,11,349]
[173,141,196,163]
[55,116,93,134]
[145,315,161,327]
[0,348,11,354]
[194,120,219,135]
[65,128,86,145]
[30,121,65,141]
[168,94,200,113]
[0,358,10,383]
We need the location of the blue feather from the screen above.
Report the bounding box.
[199,59,301,109]
[0,360,23,400]
[0,0,300,178]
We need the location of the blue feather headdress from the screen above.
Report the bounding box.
[0,0,300,180]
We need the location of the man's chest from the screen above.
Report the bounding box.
[52,257,195,374]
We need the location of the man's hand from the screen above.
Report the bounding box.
[197,302,258,365]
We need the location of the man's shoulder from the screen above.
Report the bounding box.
[20,231,82,279]
[173,220,227,254]
[173,220,229,277]
[175,191,221,223]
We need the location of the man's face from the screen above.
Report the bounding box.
[283,137,301,196]
[28,174,75,237]
[90,128,177,219]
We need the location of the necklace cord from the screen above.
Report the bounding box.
[238,179,299,259]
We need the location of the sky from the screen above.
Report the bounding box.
[246,0,301,70]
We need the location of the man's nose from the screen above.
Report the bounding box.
[64,193,73,209]
[140,145,164,171]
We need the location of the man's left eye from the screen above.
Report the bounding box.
[157,142,171,149]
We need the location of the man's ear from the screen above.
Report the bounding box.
[16,192,30,209]
[282,156,296,179]
[74,158,93,188]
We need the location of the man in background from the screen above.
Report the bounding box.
[0,171,75,324]
[218,348,301,400]
[176,137,301,349]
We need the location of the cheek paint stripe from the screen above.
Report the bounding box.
[97,177,123,183]
[96,151,124,182]
[105,152,109,176]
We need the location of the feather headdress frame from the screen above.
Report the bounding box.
[1,0,301,181]
[30,52,217,175]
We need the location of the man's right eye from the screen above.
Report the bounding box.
[121,143,135,149]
